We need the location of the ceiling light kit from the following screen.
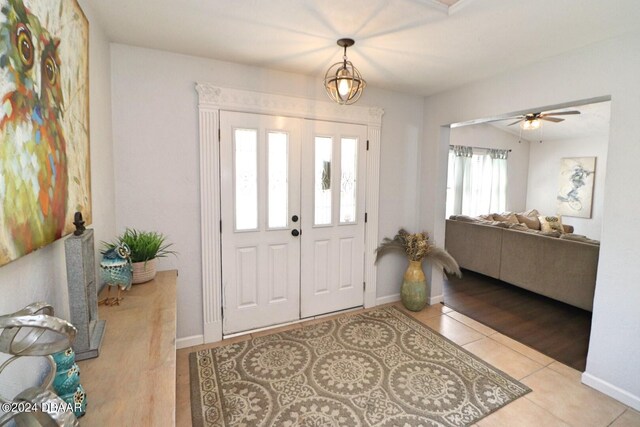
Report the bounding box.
[324,38,366,105]
[520,116,541,130]
[507,110,581,129]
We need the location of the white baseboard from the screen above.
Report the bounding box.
[428,294,444,305]
[582,372,640,411]
[176,334,204,350]
[376,294,401,305]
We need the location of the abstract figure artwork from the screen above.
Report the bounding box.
[0,0,89,267]
[557,157,596,218]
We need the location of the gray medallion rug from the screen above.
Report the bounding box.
[189,306,531,426]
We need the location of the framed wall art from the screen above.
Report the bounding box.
[557,157,596,218]
[0,0,90,266]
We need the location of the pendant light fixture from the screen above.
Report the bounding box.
[324,38,366,105]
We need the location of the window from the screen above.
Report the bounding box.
[446,146,508,218]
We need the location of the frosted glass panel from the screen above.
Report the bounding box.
[314,137,332,225]
[235,129,258,230]
[268,132,288,228]
[340,138,357,223]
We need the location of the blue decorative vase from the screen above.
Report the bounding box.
[52,348,75,370]
[53,363,81,395]
[60,384,87,418]
[52,347,86,417]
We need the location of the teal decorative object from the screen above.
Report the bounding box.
[53,347,75,370]
[59,384,87,418]
[54,363,81,395]
[99,243,133,306]
[52,347,86,417]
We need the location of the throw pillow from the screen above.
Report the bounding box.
[493,212,519,224]
[539,215,564,234]
[477,214,494,221]
[452,215,480,223]
[519,208,540,217]
[508,223,529,231]
[516,213,540,230]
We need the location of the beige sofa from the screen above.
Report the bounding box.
[445,219,599,311]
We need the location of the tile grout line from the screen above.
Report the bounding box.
[546,361,582,381]
[519,364,548,382]
[487,334,555,367]
[438,314,490,345]
[444,312,496,337]
[523,395,580,427]
[606,409,627,427]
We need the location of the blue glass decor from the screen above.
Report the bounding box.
[52,347,86,418]
[53,347,75,370]
[59,384,87,418]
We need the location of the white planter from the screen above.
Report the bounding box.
[131,258,157,284]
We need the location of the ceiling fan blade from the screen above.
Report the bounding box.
[483,116,523,124]
[541,117,564,123]
[542,110,581,116]
[507,119,524,126]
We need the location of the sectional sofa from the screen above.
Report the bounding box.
[445,218,600,311]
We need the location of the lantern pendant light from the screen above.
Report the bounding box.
[324,38,366,105]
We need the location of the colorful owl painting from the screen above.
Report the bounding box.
[0,0,89,266]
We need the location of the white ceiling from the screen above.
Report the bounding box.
[488,101,612,142]
[86,0,640,96]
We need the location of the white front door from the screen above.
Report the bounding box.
[300,120,367,317]
[220,112,367,334]
[220,111,302,334]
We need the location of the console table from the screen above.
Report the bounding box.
[77,270,177,425]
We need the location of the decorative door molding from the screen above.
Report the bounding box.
[196,83,383,343]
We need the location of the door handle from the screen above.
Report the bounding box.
[291,229,300,237]
[292,215,299,222]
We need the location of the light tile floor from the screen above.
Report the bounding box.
[176,302,640,426]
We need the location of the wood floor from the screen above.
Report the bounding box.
[444,269,592,371]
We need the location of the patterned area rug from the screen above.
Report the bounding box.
[189,306,530,426]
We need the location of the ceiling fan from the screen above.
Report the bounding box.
[504,110,581,130]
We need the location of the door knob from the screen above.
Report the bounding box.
[291,229,300,237]
[292,215,299,222]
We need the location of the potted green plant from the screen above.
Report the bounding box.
[376,229,461,311]
[103,229,175,284]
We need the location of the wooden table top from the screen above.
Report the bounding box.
[77,270,177,426]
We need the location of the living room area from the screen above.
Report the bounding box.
[1,1,640,426]
[442,100,610,371]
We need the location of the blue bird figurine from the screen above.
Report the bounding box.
[99,243,132,306]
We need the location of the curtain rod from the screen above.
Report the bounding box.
[449,145,512,152]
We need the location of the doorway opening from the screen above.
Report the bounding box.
[442,97,611,371]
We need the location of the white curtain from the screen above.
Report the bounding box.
[446,146,508,218]
[446,146,472,218]
[488,149,508,214]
